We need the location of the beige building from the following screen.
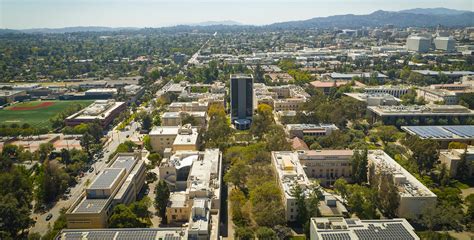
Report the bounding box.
[298,150,354,186]
[158,149,223,239]
[439,146,474,177]
[271,151,348,222]
[168,101,209,112]
[161,111,207,127]
[367,150,437,218]
[66,152,146,229]
[149,124,199,153]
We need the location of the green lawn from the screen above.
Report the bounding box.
[0,100,93,129]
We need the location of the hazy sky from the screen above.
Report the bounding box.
[1,0,473,29]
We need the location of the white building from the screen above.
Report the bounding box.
[434,36,456,52]
[310,217,419,240]
[406,35,432,53]
[367,150,437,218]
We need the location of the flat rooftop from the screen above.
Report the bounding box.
[72,198,109,214]
[110,155,137,173]
[401,125,474,140]
[368,150,436,198]
[286,123,339,131]
[311,217,419,240]
[272,151,311,199]
[368,105,474,116]
[230,74,253,79]
[56,228,186,240]
[150,126,180,136]
[68,100,125,120]
[88,168,124,190]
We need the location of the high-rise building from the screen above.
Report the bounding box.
[434,36,456,52]
[406,35,432,53]
[230,74,254,129]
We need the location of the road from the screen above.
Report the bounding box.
[187,34,214,65]
[29,121,141,235]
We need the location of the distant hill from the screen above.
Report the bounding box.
[19,26,139,34]
[268,9,474,29]
[187,20,243,26]
[399,7,471,15]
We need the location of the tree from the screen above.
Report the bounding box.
[141,114,152,132]
[38,142,54,162]
[290,181,308,226]
[36,160,70,206]
[204,104,233,148]
[0,194,34,238]
[254,64,265,83]
[264,125,291,152]
[224,161,248,190]
[234,226,254,240]
[375,125,399,144]
[249,104,274,139]
[334,178,348,201]
[403,136,439,174]
[255,227,276,239]
[456,149,470,181]
[130,197,152,219]
[148,153,162,167]
[351,148,368,184]
[249,181,285,227]
[154,180,170,221]
[180,112,197,126]
[80,132,94,159]
[60,149,71,165]
[109,204,147,228]
[377,173,400,218]
[229,188,250,227]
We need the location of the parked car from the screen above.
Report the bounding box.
[88,167,94,173]
[45,213,53,221]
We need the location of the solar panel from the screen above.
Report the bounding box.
[444,126,474,138]
[406,126,453,138]
[353,223,415,240]
[117,230,157,240]
[86,231,116,240]
[321,232,352,240]
[62,232,83,240]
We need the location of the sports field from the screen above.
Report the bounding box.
[0,100,93,129]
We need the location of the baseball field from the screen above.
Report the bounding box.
[0,100,93,129]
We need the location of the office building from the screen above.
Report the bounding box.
[149,124,199,153]
[65,100,126,127]
[416,87,459,105]
[271,152,348,222]
[367,105,474,125]
[66,152,146,228]
[230,74,253,129]
[0,90,27,105]
[367,150,437,218]
[406,35,432,52]
[286,124,339,138]
[297,150,354,186]
[434,36,456,52]
[439,147,474,178]
[310,217,419,240]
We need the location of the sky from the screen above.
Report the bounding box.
[0,0,473,29]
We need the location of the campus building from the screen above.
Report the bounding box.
[367,105,474,125]
[401,125,474,148]
[168,101,209,112]
[149,124,199,153]
[310,217,419,240]
[158,149,223,239]
[161,111,207,127]
[56,228,187,240]
[364,85,412,98]
[344,93,401,106]
[230,74,254,129]
[439,146,474,178]
[271,152,348,222]
[297,150,354,186]
[367,150,437,218]
[65,152,146,229]
[65,100,126,127]
[286,124,339,138]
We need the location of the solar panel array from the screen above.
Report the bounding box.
[444,126,474,138]
[405,125,474,139]
[111,155,136,172]
[73,199,108,213]
[321,232,352,240]
[61,230,183,240]
[353,223,415,240]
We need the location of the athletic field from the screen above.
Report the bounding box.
[0,100,93,129]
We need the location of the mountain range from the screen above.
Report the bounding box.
[0,8,472,34]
